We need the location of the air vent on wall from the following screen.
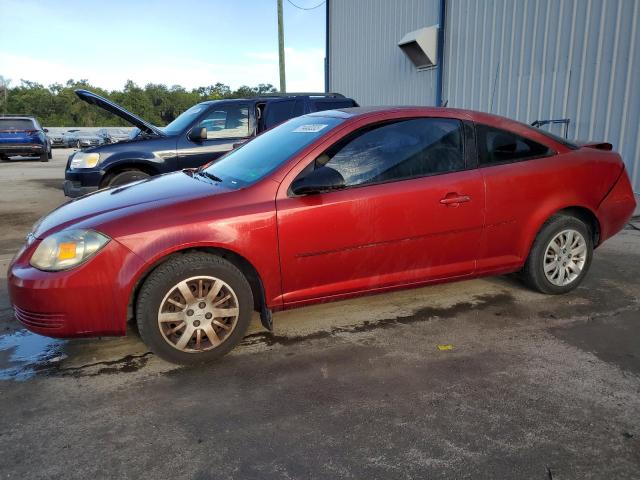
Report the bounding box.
[398,25,439,69]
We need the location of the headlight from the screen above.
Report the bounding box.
[70,152,100,169]
[30,229,110,271]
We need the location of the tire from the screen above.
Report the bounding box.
[136,253,254,365]
[47,147,52,159]
[39,152,49,162]
[521,214,593,294]
[106,169,150,187]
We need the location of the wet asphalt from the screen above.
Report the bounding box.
[0,150,639,479]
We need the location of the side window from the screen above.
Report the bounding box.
[312,118,464,187]
[477,124,551,165]
[264,100,297,129]
[198,104,249,139]
[312,99,357,112]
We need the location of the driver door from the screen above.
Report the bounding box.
[177,103,251,169]
[275,117,485,306]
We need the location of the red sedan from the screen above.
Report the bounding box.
[8,107,636,364]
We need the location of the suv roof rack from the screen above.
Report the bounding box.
[259,92,346,98]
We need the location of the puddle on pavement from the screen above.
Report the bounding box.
[0,329,67,381]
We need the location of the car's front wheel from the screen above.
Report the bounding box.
[522,214,593,294]
[39,151,49,162]
[106,169,150,188]
[136,253,254,365]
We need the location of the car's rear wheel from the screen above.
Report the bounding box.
[106,169,150,188]
[522,214,593,294]
[136,253,253,365]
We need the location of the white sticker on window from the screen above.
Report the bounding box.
[292,124,328,133]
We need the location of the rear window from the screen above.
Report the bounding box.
[0,119,35,131]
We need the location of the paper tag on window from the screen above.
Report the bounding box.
[292,124,328,133]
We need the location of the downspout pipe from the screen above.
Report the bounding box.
[325,0,330,92]
[435,0,446,107]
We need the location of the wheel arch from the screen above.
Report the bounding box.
[127,246,267,324]
[523,204,602,261]
[101,160,160,188]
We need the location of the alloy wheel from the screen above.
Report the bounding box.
[543,229,588,286]
[157,276,240,353]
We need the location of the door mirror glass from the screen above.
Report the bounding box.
[189,126,207,142]
[291,166,345,195]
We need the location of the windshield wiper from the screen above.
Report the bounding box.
[196,170,223,182]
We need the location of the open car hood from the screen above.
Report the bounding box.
[75,89,165,136]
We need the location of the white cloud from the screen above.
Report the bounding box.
[0,47,325,92]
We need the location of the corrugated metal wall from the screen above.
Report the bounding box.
[443,0,640,192]
[328,0,439,106]
[328,0,640,193]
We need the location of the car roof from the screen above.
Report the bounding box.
[305,106,573,151]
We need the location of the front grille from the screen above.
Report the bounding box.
[14,306,65,330]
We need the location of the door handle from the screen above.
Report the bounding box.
[440,193,471,205]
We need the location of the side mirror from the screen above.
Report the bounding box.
[189,126,207,142]
[291,166,345,196]
[43,128,49,133]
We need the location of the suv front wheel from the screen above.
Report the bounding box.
[105,169,150,188]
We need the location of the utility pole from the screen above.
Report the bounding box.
[277,0,286,93]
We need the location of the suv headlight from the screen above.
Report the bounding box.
[30,229,110,271]
[70,152,100,169]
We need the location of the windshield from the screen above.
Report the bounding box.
[0,119,35,131]
[163,104,208,135]
[203,115,344,188]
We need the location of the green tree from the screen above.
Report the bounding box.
[3,79,278,127]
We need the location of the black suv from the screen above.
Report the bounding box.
[63,90,358,197]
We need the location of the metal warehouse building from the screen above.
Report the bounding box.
[326,0,640,194]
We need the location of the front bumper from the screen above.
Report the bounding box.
[64,169,103,197]
[8,238,146,338]
[63,180,99,198]
[0,143,45,156]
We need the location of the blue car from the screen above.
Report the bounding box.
[0,116,52,162]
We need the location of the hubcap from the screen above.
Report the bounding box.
[543,229,587,286]
[157,276,239,353]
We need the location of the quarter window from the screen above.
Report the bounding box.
[477,124,551,165]
[198,104,249,139]
[310,118,465,187]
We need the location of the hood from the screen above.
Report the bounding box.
[33,171,232,238]
[75,89,165,137]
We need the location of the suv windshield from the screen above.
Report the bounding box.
[163,104,208,135]
[0,119,35,131]
[203,115,344,188]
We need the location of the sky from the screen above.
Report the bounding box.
[0,0,327,92]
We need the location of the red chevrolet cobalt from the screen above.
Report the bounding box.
[8,108,636,364]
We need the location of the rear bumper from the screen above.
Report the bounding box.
[0,143,45,156]
[597,167,637,242]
